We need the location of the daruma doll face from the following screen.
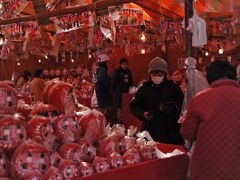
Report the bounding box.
[55,115,81,143]
[27,117,57,151]
[10,140,50,178]
[0,116,27,151]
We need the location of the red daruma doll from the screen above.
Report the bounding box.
[79,162,94,177]
[0,115,27,152]
[93,156,110,174]
[0,82,18,115]
[77,138,96,163]
[60,141,96,164]
[139,145,157,161]
[42,79,60,104]
[44,166,63,180]
[48,82,77,115]
[0,148,9,177]
[108,151,123,169]
[58,159,79,179]
[79,109,107,143]
[123,148,141,165]
[58,143,83,164]
[55,115,81,143]
[10,140,50,179]
[27,116,58,151]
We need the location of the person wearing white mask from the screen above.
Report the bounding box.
[130,57,184,144]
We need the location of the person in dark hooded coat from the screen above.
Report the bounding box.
[130,57,184,145]
[95,53,114,124]
[112,58,133,122]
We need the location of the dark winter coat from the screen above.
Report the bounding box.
[113,67,133,108]
[130,79,184,145]
[113,67,133,93]
[95,63,113,108]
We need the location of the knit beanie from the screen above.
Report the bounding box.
[148,57,168,73]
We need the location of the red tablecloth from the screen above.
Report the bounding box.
[73,143,189,180]
[122,93,142,130]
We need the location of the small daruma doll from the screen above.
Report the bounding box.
[122,148,141,165]
[58,143,83,164]
[10,140,50,179]
[59,141,96,164]
[108,152,123,169]
[93,156,110,174]
[55,115,81,143]
[44,166,63,180]
[58,160,79,179]
[48,82,77,115]
[0,148,9,177]
[77,138,96,163]
[79,109,107,143]
[27,117,58,151]
[0,115,27,152]
[79,162,94,177]
[139,145,157,161]
[0,82,17,115]
[99,136,119,157]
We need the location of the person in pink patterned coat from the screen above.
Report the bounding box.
[181,60,240,180]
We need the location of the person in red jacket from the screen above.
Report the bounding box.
[181,60,240,180]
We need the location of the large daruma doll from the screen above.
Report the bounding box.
[48,82,77,115]
[27,116,58,151]
[55,115,81,143]
[0,115,27,152]
[42,79,60,104]
[10,140,50,179]
[79,109,107,143]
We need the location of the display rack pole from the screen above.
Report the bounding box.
[185,0,194,57]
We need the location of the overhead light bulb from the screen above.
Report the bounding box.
[17,62,20,66]
[205,51,209,56]
[71,59,75,63]
[141,48,146,54]
[140,33,146,42]
[88,54,92,59]
[38,59,41,63]
[218,48,224,54]
[45,55,48,59]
